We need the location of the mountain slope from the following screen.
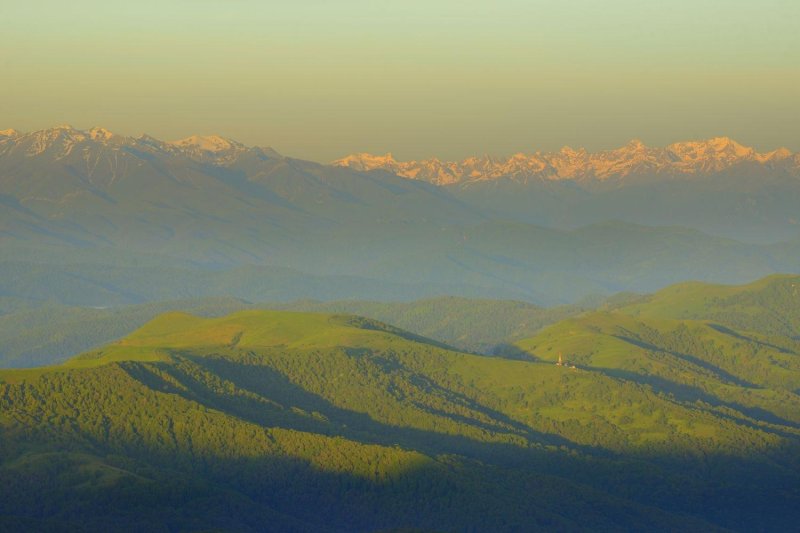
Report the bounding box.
[621,273,800,338]
[334,138,800,242]
[511,274,800,435]
[2,126,800,306]
[2,308,800,530]
[449,171,800,242]
[0,125,479,263]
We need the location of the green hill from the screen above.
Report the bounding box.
[2,307,800,530]
[255,296,586,355]
[622,273,800,338]
[511,274,800,449]
[0,295,586,368]
[0,297,255,368]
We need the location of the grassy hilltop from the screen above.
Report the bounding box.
[0,295,589,368]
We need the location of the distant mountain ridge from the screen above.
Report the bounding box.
[4,127,797,183]
[0,123,476,260]
[333,138,799,184]
[2,125,800,306]
[0,124,279,165]
[4,126,798,189]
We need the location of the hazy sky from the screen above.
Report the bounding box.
[1,0,798,161]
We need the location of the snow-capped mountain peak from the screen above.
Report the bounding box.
[165,134,251,164]
[88,126,118,142]
[333,138,798,184]
[0,126,280,165]
[168,134,242,153]
[333,152,397,170]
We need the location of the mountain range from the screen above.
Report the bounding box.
[2,126,800,308]
[5,127,795,186]
[334,137,800,184]
[335,138,800,242]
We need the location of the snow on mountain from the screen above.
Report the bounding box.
[0,126,278,165]
[88,126,118,142]
[333,138,799,184]
[167,134,245,156]
[165,134,249,164]
[2,127,796,184]
[168,134,236,152]
[0,124,129,158]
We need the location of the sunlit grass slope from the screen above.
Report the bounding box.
[623,273,800,337]
[0,295,586,368]
[115,310,414,350]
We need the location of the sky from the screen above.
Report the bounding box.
[1,0,798,161]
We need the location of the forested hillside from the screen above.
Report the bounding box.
[2,295,800,531]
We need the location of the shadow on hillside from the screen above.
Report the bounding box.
[5,359,800,532]
[0,435,727,533]
[612,334,758,388]
[489,343,537,361]
[707,323,797,354]
[592,366,800,433]
[6,385,800,533]
[134,353,589,463]
[333,316,457,352]
[492,337,800,432]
